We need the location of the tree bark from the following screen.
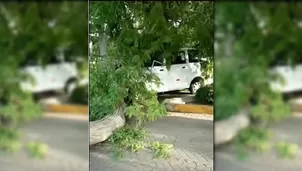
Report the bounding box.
[215,109,250,146]
[89,104,126,145]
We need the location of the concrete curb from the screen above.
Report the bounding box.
[288,97,302,114]
[166,103,213,115]
[44,112,88,121]
[44,104,88,115]
[163,97,213,115]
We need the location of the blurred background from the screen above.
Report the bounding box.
[215,2,302,171]
[0,2,88,171]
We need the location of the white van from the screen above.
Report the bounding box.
[20,50,80,95]
[145,48,209,94]
[270,59,302,93]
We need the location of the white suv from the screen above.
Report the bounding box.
[20,50,81,95]
[146,48,209,94]
[270,60,302,93]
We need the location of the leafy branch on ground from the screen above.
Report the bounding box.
[0,128,48,159]
[25,141,48,159]
[0,128,21,152]
[109,126,173,159]
[275,142,298,159]
[236,127,298,160]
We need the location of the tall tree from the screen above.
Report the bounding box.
[89,1,213,123]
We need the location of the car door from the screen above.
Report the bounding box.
[149,61,170,92]
[20,56,49,92]
[270,65,295,93]
[292,59,302,91]
[187,49,203,82]
[168,50,190,91]
[145,52,170,93]
[43,54,66,90]
[56,50,78,86]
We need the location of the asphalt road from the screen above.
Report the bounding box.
[0,116,89,171]
[215,115,302,171]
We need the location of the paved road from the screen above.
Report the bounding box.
[0,116,89,171]
[215,115,302,171]
[90,113,213,171]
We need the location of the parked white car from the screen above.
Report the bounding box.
[20,50,82,95]
[145,48,209,94]
[270,62,302,93]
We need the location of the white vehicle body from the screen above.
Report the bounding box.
[146,48,210,93]
[270,64,302,93]
[20,51,79,93]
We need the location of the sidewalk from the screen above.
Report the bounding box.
[90,113,213,171]
[215,115,302,171]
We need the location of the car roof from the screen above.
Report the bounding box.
[179,47,196,51]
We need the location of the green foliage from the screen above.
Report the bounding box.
[109,126,149,158]
[26,141,48,159]
[89,2,213,124]
[236,127,298,160]
[195,83,213,105]
[0,2,87,152]
[70,85,88,105]
[237,127,272,153]
[90,1,212,159]
[150,141,173,159]
[89,59,129,121]
[109,126,173,159]
[275,142,298,159]
[215,58,251,121]
[89,58,167,123]
[0,128,21,152]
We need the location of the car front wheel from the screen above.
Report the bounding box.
[189,80,201,94]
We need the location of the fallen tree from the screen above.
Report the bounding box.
[90,104,125,145]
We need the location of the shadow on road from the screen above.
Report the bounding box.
[157,91,194,103]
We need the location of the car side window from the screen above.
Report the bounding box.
[171,51,186,65]
[188,50,200,63]
[49,54,61,64]
[269,56,289,67]
[20,51,39,68]
[20,57,38,67]
[63,49,75,62]
[145,50,165,67]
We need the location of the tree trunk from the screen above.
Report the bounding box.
[89,104,126,145]
[215,109,250,146]
[99,32,107,57]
